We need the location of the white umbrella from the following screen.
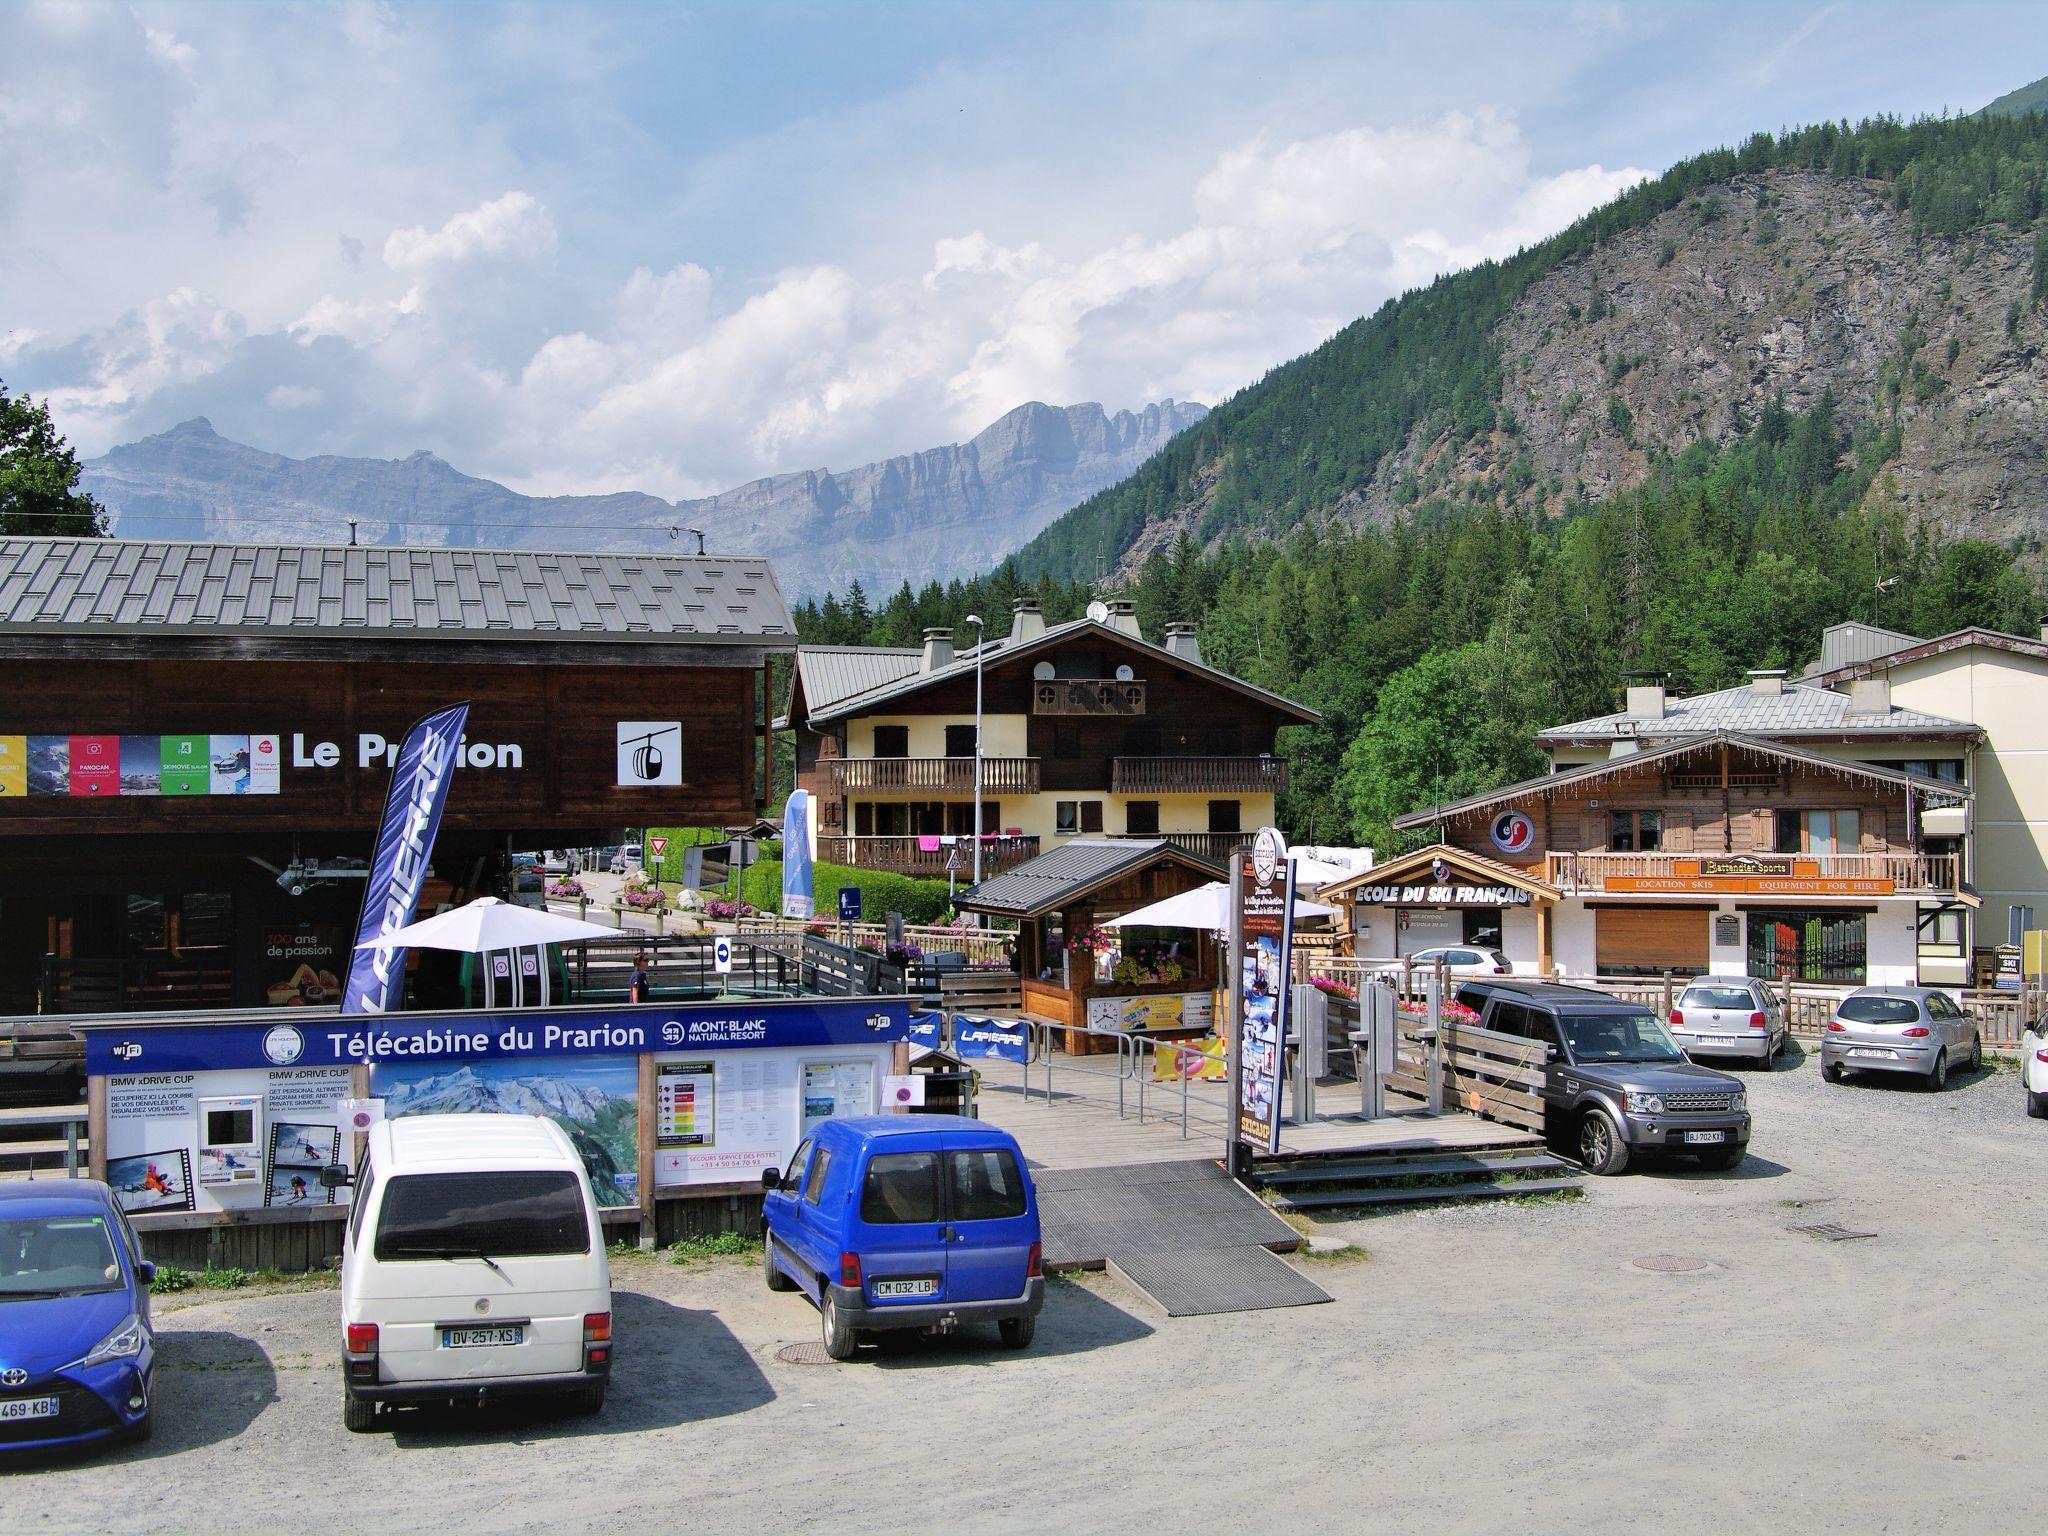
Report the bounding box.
[1291,855,1360,891]
[353,895,621,953]
[1104,881,1336,932]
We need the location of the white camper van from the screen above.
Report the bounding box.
[338,1113,612,1432]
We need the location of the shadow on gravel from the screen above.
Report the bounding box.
[383,1292,771,1447]
[0,1329,278,1472]
[856,1277,1154,1370]
[1643,1153,1792,1183]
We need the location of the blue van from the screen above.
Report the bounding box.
[0,1181,157,1454]
[761,1115,1044,1360]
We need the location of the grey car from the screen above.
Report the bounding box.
[1669,976,1787,1069]
[1821,986,1982,1090]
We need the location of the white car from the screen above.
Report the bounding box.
[339,1114,612,1432]
[1374,946,1512,987]
[609,844,643,875]
[2023,1014,2048,1119]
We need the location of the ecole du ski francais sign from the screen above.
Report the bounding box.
[1350,881,1534,908]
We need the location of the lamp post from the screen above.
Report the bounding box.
[965,613,985,885]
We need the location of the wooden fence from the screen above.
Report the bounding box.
[1384,1021,1548,1135]
[735,916,1013,967]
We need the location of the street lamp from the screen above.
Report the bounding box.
[965,613,985,885]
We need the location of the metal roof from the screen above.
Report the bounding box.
[1392,731,1972,831]
[801,617,1320,726]
[1806,624,2048,683]
[1535,681,1978,743]
[0,537,796,645]
[795,646,925,712]
[956,838,1216,918]
[1804,620,1923,677]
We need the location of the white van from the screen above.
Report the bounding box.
[338,1114,612,1432]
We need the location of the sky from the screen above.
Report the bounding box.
[4,1,2047,502]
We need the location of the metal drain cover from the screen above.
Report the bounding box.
[1631,1254,1711,1273]
[1789,1222,1877,1243]
[775,1341,835,1365]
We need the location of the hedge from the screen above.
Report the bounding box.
[735,859,956,925]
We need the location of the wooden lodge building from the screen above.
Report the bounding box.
[781,598,1320,879]
[0,538,795,1015]
[1329,723,1975,988]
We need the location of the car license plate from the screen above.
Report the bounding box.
[0,1397,59,1421]
[1682,1130,1726,1145]
[1848,1047,1893,1059]
[871,1277,938,1299]
[442,1325,522,1349]
[1693,1035,1734,1045]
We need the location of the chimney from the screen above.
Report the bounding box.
[1747,668,1786,696]
[1625,680,1667,719]
[1164,622,1203,666]
[2038,615,2048,643]
[1010,597,1046,645]
[1106,599,1142,639]
[920,627,954,672]
[1847,676,1891,715]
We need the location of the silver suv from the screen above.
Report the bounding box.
[1821,986,1982,1090]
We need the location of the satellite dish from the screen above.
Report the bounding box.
[1032,661,1056,681]
[1085,599,1110,624]
[1114,664,1135,682]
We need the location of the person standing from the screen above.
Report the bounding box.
[629,951,651,1003]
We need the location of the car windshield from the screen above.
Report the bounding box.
[1558,1011,1686,1064]
[1837,996,1922,1024]
[1682,987,1756,1010]
[0,1214,122,1297]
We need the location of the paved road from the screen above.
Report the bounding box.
[10,1047,2047,1532]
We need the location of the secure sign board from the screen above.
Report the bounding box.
[1352,882,1534,907]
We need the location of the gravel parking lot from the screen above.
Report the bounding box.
[9,1045,2046,1533]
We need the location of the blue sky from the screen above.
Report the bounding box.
[4,2,2046,500]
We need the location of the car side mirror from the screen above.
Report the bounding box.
[1545,1044,1561,1062]
[134,1261,156,1286]
[319,1164,354,1190]
[761,1168,782,1191]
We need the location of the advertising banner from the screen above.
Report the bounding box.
[340,702,471,1015]
[0,735,23,797]
[953,1016,1028,1063]
[102,1065,354,1216]
[782,789,816,921]
[1232,829,1295,1155]
[69,734,119,797]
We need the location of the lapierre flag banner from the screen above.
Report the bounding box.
[781,788,816,921]
[340,703,470,1015]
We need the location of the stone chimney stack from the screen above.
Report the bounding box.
[1625,679,1668,719]
[921,627,955,672]
[1010,597,1046,645]
[1164,622,1203,665]
[1847,676,1891,715]
[1748,669,1786,696]
[1106,599,1142,639]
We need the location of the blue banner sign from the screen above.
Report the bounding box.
[341,702,471,1014]
[84,998,913,1076]
[906,1012,942,1052]
[838,884,863,924]
[782,789,815,921]
[952,1015,1027,1064]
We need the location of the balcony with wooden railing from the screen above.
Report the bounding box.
[826,756,1040,795]
[1111,755,1288,795]
[1104,830,1240,867]
[819,834,1041,878]
[1544,850,1961,896]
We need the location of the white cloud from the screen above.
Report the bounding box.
[265,384,322,410]
[383,191,557,272]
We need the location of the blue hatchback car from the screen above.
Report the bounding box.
[0,1181,157,1454]
[761,1116,1043,1360]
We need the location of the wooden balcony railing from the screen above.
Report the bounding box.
[1033,678,1147,715]
[1111,755,1288,795]
[1105,830,1239,867]
[826,756,1039,795]
[819,834,1041,879]
[1543,850,1961,895]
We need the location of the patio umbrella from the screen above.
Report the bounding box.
[1103,881,1335,932]
[353,895,620,953]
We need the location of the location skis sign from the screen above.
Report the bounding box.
[340,702,471,1015]
[1231,827,1296,1155]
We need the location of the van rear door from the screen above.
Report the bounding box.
[940,1135,1035,1303]
[852,1147,949,1307]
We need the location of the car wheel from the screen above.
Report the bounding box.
[1577,1109,1630,1176]
[1823,1061,1845,1084]
[1970,1033,1983,1072]
[2028,1087,2048,1120]
[572,1381,606,1417]
[1700,1145,1746,1173]
[343,1388,378,1434]
[763,1233,796,1291]
[1755,1045,1772,1071]
[821,1287,858,1361]
[999,1314,1036,1350]
[128,1409,154,1444]
[1926,1049,1948,1092]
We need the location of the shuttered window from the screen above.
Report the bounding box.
[1595,907,1709,978]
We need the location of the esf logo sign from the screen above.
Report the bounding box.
[1490,810,1536,856]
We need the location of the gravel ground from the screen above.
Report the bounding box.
[7,1043,2045,1533]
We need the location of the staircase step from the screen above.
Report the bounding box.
[1265,1176,1583,1212]
[1254,1150,1572,1187]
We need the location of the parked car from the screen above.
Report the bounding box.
[1458,980,1751,1175]
[761,1115,1044,1360]
[1669,976,1787,1068]
[1374,947,1512,986]
[2022,1012,2048,1119]
[609,844,643,876]
[1821,986,1982,1090]
[0,1180,156,1453]
[338,1114,612,1432]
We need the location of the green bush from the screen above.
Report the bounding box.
[150,1265,193,1294]
[736,858,956,925]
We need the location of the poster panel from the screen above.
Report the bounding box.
[1232,831,1296,1155]
[0,735,23,797]
[159,734,207,795]
[1085,993,1211,1032]
[69,734,119,797]
[103,1066,352,1214]
[653,1049,818,1187]
[1154,1033,1228,1083]
[266,1120,340,1208]
[27,735,68,796]
[248,733,281,794]
[655,1061,716,1148]
[209,734,252,795]
[119,735,161,795]
[801,1059,877,1138]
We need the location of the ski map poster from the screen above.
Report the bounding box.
[1231,828,1295,1156]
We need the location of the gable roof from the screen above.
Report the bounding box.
[0,537,796,645]
[1391,731,1972,831]
[1803,619,1923,676]
[1320,843,1559,903]
[796,617,1321,727]
[1536,680,1979,745]
[955,838,1220,918]
[1806,623,2048,684]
